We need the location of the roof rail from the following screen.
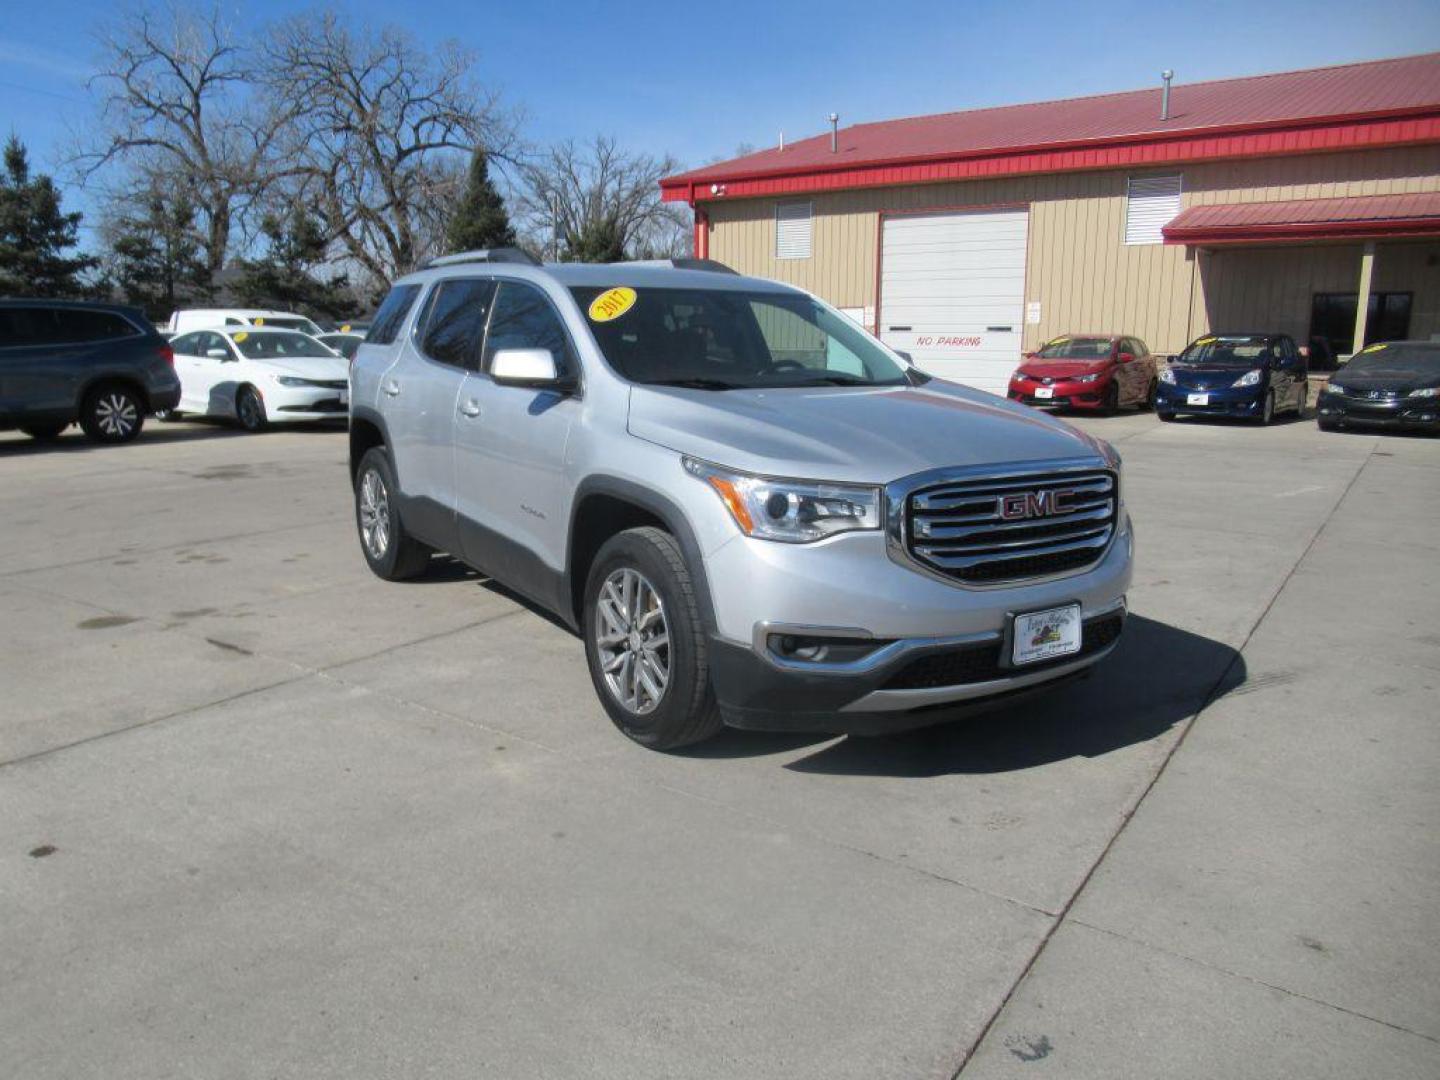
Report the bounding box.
[619,257,738,274]
[424,247,540,269]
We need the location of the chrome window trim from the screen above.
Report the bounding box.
[884,455,1120,590]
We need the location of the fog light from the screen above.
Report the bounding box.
[766,633,892,665]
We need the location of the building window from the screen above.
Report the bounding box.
[775,201,813,259]
[1124,175,1182,245]
[1310,291,1412,364]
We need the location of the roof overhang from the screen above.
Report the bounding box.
[1162,191,1440,246]
[661,112,1440,205]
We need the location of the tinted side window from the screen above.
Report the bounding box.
[367,284,422,345]
[420,279,496,369]
[59,309,137,342]
[171,333,203,355]
[0,308,40,346]
[484,282,576,373]
[1132,338,1150,356]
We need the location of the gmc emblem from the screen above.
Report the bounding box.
[999,489,1078,520]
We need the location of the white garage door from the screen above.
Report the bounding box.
[879,208,1029,395]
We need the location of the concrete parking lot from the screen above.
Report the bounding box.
[2,410,1437,1079]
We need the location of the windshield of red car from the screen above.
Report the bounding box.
[1035,337,1112,360]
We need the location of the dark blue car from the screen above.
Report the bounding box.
[1156,333,1309,425]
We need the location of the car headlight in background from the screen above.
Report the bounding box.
[1232,369,1262,388]
[272,375,310,387]
[1323,382,1346,395]
[1158,368,1176,384]
[684,457,880,543]
[1407,386,1439,398]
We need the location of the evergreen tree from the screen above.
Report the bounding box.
[107,193,211,320]
[563,216,625,263]
[445,149,516,253]
[0,137,97,297]
[233,208,355,320]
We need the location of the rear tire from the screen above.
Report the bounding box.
[20,422,67,440]
[1295,384,1308,416]
[583,526,723,751]
[79,383,144,443]
[236,386,267,433]
[354,447,431,580]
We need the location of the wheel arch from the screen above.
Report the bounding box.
[567,477,717,634]
[349,408,390,484]
[78,373,150,413]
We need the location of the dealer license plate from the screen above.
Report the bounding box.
[1186,392,1209,406]
[1012,603,1082,666]
[1034,386,1054,399]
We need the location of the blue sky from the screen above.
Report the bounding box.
[4,0,1439,249]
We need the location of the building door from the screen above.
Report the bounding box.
[1309,291,1412,359]
[878,207,1029,395]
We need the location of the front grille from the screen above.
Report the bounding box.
[882,611,1124,690]
[902,468,1117,584]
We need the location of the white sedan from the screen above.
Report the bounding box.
[166,328,350,431]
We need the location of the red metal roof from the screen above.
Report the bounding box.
[1163,191,1440,244]
[663,53,1440,204]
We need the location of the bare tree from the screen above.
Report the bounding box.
[78,3,292,274]
[515,137,689,262]
[261,11,520,283]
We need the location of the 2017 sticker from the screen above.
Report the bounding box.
[233,331,249,342]
[253,317,265,326]
[588,287,637,322]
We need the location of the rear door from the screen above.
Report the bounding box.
[879,207,1029,395]
[384,277,496,548]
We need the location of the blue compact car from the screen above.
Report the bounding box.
[1156,333,1309,425]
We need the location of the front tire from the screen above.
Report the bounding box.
[1258,390,1276,426]
[79,384,144,443]
[1101,382,1120,416]
[1139,378,1157,411]
[236,386,267,433]
[354,447,431,580]
[583,526,723,750]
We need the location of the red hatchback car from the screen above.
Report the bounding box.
[1009,334,1159,413]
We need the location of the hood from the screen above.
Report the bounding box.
[1332,367,1440,394]
[1016,359,1112,380]
[626,380,1106,485]
[257,355,350,380]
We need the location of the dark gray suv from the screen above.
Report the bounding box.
[0,300,182,443]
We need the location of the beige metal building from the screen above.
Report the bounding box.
[661,54,1440,391]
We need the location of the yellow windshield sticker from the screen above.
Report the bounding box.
[588,287,637,323]
[1195,335,1216,345]
[232,331,248,342]
[253,317,265,326]
[1045,336,1069,347]
[340,323,351,332]
[1360,343,1387,354]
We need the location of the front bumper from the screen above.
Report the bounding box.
[1155,382,1264,417]
[1317,395,1440,429]
[702,510,1133,733]
[263,383,350,422]
[1008,377,1109,410]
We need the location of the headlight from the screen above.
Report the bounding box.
[1158,368,1176,385]
[683,457,880,543]
[1323,382,1346,395]
[272,375,309,387]
[1073,373,1101,384]
[1232,369,1262,388]
[1408,387,1439,398]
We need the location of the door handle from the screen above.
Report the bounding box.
[459,399,481,418]
[382,379,401,396]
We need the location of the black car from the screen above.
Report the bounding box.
[0,300,181,443]
[1317,341,1440,433]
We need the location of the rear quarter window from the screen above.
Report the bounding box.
[366,284,422,345]
[0,307,136,346]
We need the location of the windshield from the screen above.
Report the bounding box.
[1035,336,1112,360]
[321,334,362,359]
[569,286,910,389]
[1177,335,1273,366]
[230,331,335,359]
[1343,343,1440,376]
[256,316,322,335]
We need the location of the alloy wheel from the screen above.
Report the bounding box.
[94,392,138,438]
[238,390,263,430]
[358,468,391,560]
[595,567,671,715]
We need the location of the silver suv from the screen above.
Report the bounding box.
[350,250,1132,750]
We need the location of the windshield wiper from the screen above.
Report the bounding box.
[647,377,742,391]
[786,374,876,386]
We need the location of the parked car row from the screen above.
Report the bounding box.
[2,300,352,443]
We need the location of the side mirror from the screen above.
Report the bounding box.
[490,348,568,388]
[1024,351,1039,360]
[206,348,231,361]
[1117,352,1135,363]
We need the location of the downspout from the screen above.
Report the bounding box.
[694,206,709,259]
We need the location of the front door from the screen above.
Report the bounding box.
[384,278,497,550]
[454,280,579,594]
